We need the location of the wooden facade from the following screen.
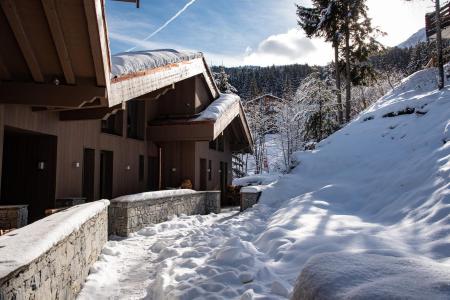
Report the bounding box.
[0,0,253,221]
[426,2,450,40]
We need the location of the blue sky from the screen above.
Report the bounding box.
[106,0,431,66]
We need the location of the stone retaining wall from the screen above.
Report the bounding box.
[0,203,108,299]
[240,190,262,212]
[0,205,28,230]
[109,191,221,236]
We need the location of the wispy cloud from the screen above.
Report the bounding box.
[126,0,197,51]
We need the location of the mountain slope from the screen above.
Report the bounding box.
[397,28,427,48]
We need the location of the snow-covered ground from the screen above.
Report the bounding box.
[79,67,450,299]
[244,134,286,176]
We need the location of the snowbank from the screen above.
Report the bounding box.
[112,189,195,203]
[293,252,450,300]
[233,173,279,186]
[111,49,202,77]
[195,93,240,121]
[0,200,109,278]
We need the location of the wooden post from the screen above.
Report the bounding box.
[435,0,445,90]
[333,38,343,125]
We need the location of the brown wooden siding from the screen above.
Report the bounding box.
[194,76,210,114]
[0,103,158,201]
[156,77,196,117]
[159,141,196,189]
[194,132,233,191]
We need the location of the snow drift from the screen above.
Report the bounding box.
[79,67,450,299]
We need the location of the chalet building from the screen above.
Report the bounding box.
[0,0,252,223]
[245,94,285,133]
[246,94,285,114]
[426,2,450,41]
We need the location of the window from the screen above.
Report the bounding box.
[127,100,145,140]
[101,111,123,136]
[208,160,212,181]
[209,140,217,150]
[209,135,224,152]
[139,155,144,182]
[217,134,224,152]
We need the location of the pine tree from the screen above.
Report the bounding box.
[213,66,238,94]
[297,1,344,125]
[338,0,384,121]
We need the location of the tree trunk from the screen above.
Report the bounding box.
[345,20,351,122]
[334,39,343,125]
[435,0,445,90]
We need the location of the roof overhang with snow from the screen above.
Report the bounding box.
[148,95,253,153]
[0,0,219,109]
[109,54,219,107]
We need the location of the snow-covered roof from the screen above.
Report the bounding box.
[111,49,203,78]
[195,93,241,121]
[0,200,109,279]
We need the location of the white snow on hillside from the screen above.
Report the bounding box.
[79,67,450,299]
[397,28,427,49]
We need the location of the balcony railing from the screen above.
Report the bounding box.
[426,2,450,39]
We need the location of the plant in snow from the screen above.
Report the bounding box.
[294,71,339,144]
[297,0,344,125]
[244,102,278,174]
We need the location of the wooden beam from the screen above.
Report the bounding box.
[112,0,140,8]
[0,81,106,108]
[136,84,175,101]
[212,100,240,139]
[0,0,44,83]
[110,58,206,106]
[148,122,214,142]
[60,103,124,121]
[83,0,110,87]
[41,0,75,85]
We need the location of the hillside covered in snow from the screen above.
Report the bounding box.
[397,28,427,49]
[79,67,450,299]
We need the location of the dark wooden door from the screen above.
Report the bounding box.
[99,150,113,199]
[1,128,57,221]
[82,148,95,202]
[200,158,207,190]
[147,156,159,191]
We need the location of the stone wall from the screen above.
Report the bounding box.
[0,205,28,230]
[240,190,262,212]
[109,191,221,236]
[0,204,108,299]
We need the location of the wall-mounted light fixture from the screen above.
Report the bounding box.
[72,162,81,168]
[218,169,222,173]
[207,168,211,173]
[171,168,177,172]
[125,165,131,171]
[37,161,45,170]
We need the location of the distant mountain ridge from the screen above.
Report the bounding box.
[397,28,427,49]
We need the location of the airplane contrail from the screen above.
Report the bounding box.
[126,0,197,52]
